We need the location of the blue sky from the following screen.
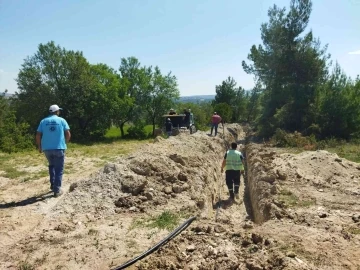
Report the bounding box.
[0,0,359,96]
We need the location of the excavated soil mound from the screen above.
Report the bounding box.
[136,144,360,270]
[1,125,251,270]
[245,144,360,270]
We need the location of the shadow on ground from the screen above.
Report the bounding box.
[0,192,53,209]
[213,198,235,209]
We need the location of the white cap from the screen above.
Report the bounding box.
[49,104,62,112]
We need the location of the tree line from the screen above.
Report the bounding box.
[242,0,360,140]
[0,42,184,152]
[1,0,360,153]
[212,0,360,142]
[0,41,224,153]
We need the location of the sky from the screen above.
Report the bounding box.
[0,0,359,96]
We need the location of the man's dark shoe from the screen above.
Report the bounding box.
[54,191,63,198]
[50,184,53,191]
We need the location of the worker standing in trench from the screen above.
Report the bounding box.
[221,142,245,201]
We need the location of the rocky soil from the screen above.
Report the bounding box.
[0,124,359,270]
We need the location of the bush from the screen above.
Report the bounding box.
[325,137,340,148]
[0,111,34,153]
[271,129,319,150]
[126,124,148,139]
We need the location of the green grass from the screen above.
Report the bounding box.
[17,261,35,270]
[279,189,316,208]
[0,151,44,180]
[104,125,128,139]
[143,125,155,134]
[297,199,316,207]
[348,226,360,235]
[279,189,299,207]
[0,124,153,181]
[21,170,48,182]
[104,124,155,139]
[0,153,13,163]
[278,138,360,163]
[67,140,144,157]
[326,143,360,163]
[149,211,180,230]
[130,210,186,231]
[0,139,146,181]
[2,166,27,179]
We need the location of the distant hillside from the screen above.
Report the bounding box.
[1,93,215,102]
[179,95,215,103]
[1,92,15,99]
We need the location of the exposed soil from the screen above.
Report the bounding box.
[0,124,359,270]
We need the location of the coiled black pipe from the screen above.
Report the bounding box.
[112,216,197,270]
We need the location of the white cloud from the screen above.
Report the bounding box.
[0,69,4,73]
[348,50,360,55]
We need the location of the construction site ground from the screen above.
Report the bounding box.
[0,124,359,270]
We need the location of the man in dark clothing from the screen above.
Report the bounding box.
[221,142,245,201]
[169,109,176,115]
[183,109,190,128]
[210,112,222,136]
[165,118,173,137]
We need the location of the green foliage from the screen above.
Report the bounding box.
[213,103,232,123]
[2,165,27,179]
[15,41,115,141]
[0,93,33,153]
[17,261,35,270]
[126,123,148,140]
[279,189,298,207]
[2,42,180,148]
[130,210,182,231]
[348,227,360,235]
[243,1,360,140]
[246,86,262,123]
[243,0,330,137]
[115,57,179,137]
[148,211,180,230]
[115,57,144,137]
[214,76,238,104]
[279,189,316,208]
[271,128,317,149]
[315,64,360,139]
[325,141,360,163]
[104,126,122,139]
[142,66,180,136]
[271,128,360,162]
[176,102,213,131]
[213,77,249,122]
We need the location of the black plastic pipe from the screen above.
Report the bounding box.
[112,216,197,270]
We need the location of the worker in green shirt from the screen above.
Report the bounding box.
[221,142,245,201]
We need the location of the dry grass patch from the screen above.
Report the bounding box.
[0,140,146,182]
[278,189,316,208]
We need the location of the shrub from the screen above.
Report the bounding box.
[0,111,34,153]
[126,125,148,139]
[271,129,323,150]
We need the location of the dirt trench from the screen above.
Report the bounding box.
[0,124,250,270]
[1,124,360,270]
[125,129,360,270]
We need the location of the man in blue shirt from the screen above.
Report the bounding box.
[36,105,71,197]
